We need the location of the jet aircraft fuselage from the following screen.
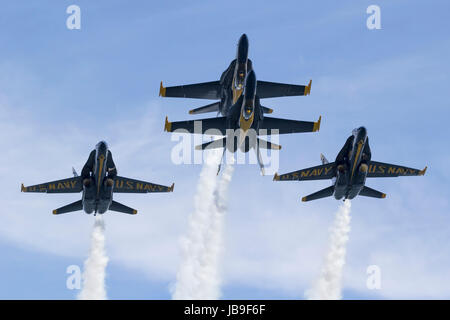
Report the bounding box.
[82,141,114,214]
[274,127,426,202]
[21,141,174,215]
[333,127,370,200]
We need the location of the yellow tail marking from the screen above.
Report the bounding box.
[313,116,321,132]
[419,166,427,176]
[304,80,312,96]
[164,116,172,132]
[159,81,166,97]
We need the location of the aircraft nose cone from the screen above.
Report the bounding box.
[244,70,257,99]
[240,33,248,43]
[358,126,367,137]
[237,34,249,63]
[96,141,108,154]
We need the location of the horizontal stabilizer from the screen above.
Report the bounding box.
[189,102,220,115]
[301,186,334,202]
[259,116,321,135]
[359,186,386,199]
[114,176,174,193]
[160,81,221,100]
[257,138,281,150]
[261,106,273,114]
[257,80,312,99]
[53,200,83,215]
[165,116,227,135]
[109,200,137,215]
[195,138,226,150]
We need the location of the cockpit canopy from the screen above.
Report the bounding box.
[235,63,247,90]
[95,141,109,159]
[352,127,367,144]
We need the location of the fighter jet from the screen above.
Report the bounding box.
[273,127,427,201]
[164,70,321,174]
[21,141,174,215]
[159,33,312,117]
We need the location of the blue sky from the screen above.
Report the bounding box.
[0,0,449,299]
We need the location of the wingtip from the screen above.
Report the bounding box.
[132,209,138,215]
[419,166,427,176]
[189,109,194,115]
[381,193,387,199]
[52,209,57,215]
[159,81,166,97]
[273,173,280,181]
[169,183,175,192]
[313,116,322,132]
[164,116,172,132]
[21,183,26,192]
[304,79,312,96]
[301,196,307,202]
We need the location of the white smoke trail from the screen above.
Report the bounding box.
[78,216,109,300]
[305,200,352,300]
[172,150,234,300]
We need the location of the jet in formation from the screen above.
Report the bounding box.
[273,127,427,201]
[160,34,320,173]
[21,141,174,214]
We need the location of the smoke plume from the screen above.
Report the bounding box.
[305,200,352,300]
[78,216,109,300]
[173,150,234,299]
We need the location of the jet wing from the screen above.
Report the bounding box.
[113,176,174,193]
[159,81,221,99]
[164,116,227,135]
[367,161,427,178]
[258,116,321,135]
[21,177,82,193]
[274,163,336,181]
[257,80,311,99]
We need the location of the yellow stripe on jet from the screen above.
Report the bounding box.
[351,140,364,179]
[232,87,243,104]
[97,154,105,195]
[239,112,254,133]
